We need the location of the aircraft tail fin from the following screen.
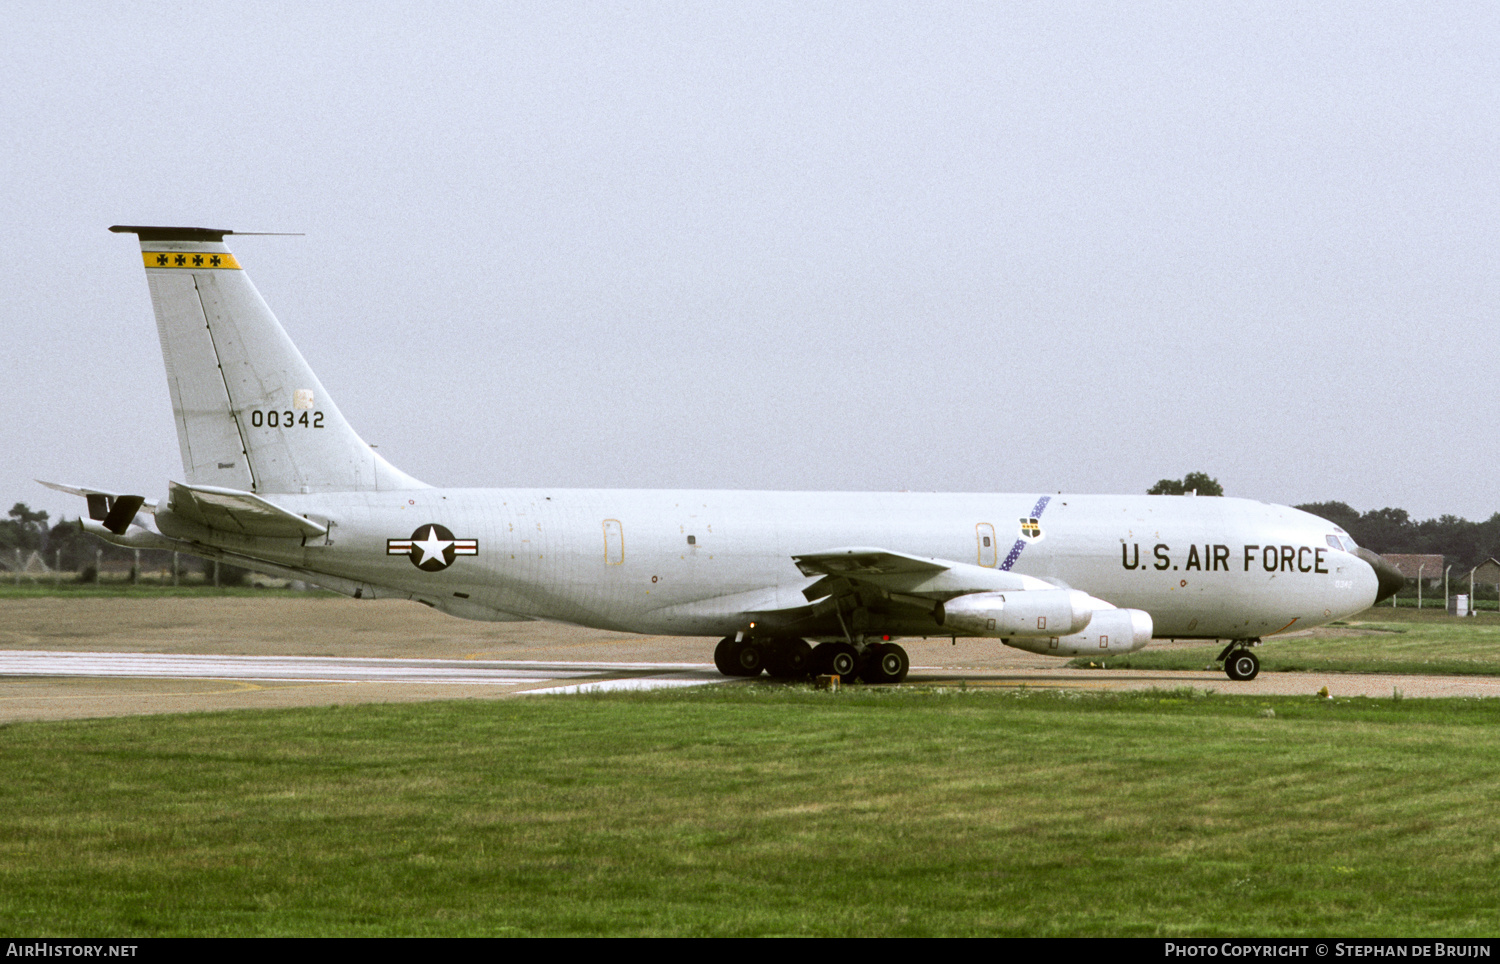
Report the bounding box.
[111,226,426,494]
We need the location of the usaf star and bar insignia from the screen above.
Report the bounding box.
[388,523,479,572]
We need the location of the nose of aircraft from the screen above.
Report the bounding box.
[1354,547,1405,603]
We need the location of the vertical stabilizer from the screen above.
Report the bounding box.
[111,226,426,494]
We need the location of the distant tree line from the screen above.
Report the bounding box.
[0,502,249,584]
[1292,502,1500,575]
[1148,473,1500,575]
[1148,472,1225,497]
[0,503,113,571]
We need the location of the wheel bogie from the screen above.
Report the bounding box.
[721,638,909,685]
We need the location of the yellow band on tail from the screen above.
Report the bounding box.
[142,251,241,269]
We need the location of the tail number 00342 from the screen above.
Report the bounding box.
[251,410,324,428]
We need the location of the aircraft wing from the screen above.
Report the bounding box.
[167,482,328,539]
[793,546,1049,601]
[787,546,1135,646]
[651,547,1095,640]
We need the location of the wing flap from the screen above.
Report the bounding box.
[793,547,950,577]
[794,547,1047,598]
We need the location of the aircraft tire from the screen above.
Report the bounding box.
[1224,649,1259,682]
[731,640,767,677]
[766,638,813,680]
[859,643,909,684]
[815,642,860,681]
[713,636,740,676]
[878,643,912,684]
[715,638,764,677]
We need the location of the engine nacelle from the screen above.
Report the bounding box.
[1001,608,1154,656]
[937,589,1094,637]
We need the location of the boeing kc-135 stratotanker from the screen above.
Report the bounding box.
[45,226,1404,683]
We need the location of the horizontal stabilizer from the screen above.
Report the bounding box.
[38,480,155,533]
[38,481,158,519]
[167,482,328,538]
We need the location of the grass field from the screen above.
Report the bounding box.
[3,686,1499,936]
[1075,608,1500,677]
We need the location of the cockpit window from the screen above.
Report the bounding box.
[1326,534,1360,552]
[1326,535,1341,550]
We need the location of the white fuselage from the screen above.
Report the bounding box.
[158,488,1380,642]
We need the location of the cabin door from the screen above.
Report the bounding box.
[977,523,997,567]
[603,519,624,565]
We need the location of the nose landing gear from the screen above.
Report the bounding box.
[1216,639,1261,681]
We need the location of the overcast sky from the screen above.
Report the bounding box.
[3,2,1498,525]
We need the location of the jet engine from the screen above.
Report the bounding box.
[1001,608,1154,656]
[936,589,1094,637]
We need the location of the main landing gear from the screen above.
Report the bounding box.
[1216,639,1261,681]
[713,636,910,684]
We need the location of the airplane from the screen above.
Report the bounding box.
[45,225,1405,684]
